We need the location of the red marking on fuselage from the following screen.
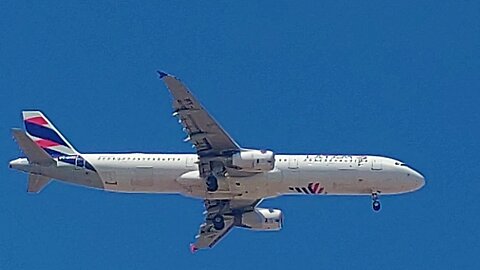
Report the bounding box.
[313,183,320,194]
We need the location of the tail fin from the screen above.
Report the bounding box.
[22,111,79,157]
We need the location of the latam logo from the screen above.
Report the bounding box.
[289,182,324,195]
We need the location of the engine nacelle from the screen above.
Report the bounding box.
[240,208,283,231]
[231,149,275,172]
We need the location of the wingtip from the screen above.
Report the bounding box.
[189,243,198,254]
[157,70,169,79]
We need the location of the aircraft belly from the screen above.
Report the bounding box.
[98,167,186,193]
[312,169,400,195]
[324,170,363,194]
[280,167,376,195]
[42,166,104,190]
[175,170,274,200]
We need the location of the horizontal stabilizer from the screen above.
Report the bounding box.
[11,128,55,166]
[28,174,51,193]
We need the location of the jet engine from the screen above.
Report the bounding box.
[231,149,275,172]
[240,208,283,231]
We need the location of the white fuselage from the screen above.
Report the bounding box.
[10,153,425,200]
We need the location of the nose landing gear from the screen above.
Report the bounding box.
[372,192,381,212]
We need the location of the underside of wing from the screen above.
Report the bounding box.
[192,215,235,251]
[158,72,276,181]
[159,72,240,157]
[190,199,263,252]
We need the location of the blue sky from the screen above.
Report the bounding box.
[1,0,479,269]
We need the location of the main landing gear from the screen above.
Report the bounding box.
[206,175,218,192]
[212,214,225,230]
[372,192,381,212]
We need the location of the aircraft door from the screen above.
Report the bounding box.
[288,157,299,169]
[185,156,196,168]
[371,159,383,170]
[72,156,87,183]
[75,156,85,169]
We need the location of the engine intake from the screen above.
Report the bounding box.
[240,208,283,231]
[231,149,275,172]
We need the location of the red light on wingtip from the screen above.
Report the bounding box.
[190,244,198,254]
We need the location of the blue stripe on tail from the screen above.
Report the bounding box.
[43,148,65,158]
[24,122,68,147]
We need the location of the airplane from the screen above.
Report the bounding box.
[9,71,425,252]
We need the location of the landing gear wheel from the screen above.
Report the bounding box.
[372,200,381,212]
[371,192,381,212]
[206,175,218,192]
[212,214,225,230]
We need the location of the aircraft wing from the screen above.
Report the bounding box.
[159,71,241,157]
[191,199,261,251]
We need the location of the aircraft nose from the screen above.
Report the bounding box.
[406,167,425,190]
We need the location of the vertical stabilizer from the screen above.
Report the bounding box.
[22,111,79,157]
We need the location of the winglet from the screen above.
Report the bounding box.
[157,70,169,79]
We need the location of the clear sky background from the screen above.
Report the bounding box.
[1,1,479,269]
